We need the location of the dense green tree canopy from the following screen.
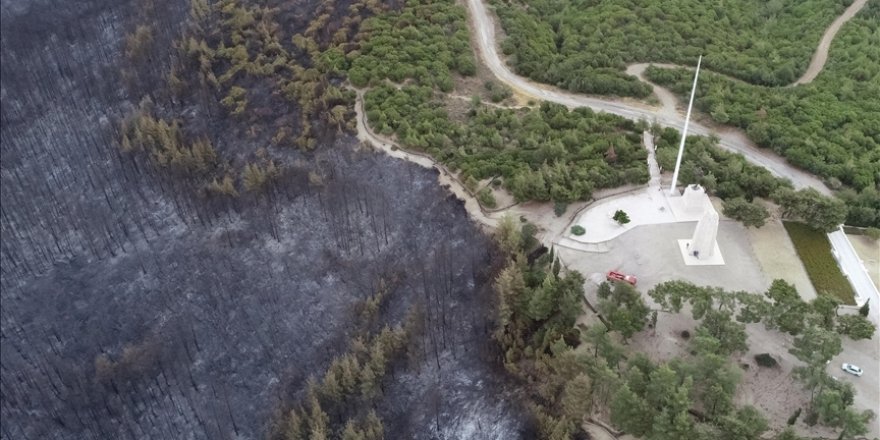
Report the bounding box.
[493,0,849,95]
[348,0,475,90]
[365,85,648,203]
[646,3,880,201]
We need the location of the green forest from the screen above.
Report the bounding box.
[492,0,850,96]
[349,0,649,204]
[490,0,878,226]
[349,0,872,227]
[347,0,475,91]
[491,219,875,439]
[365,86,649,203]
[646,2,879,226]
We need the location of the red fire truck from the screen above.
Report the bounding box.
[606,270,637,286]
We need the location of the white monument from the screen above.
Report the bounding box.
[690,203,719,259]
[677,199,725,266]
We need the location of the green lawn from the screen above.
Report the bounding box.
[783,221,856,305]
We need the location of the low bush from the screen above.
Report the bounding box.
[754,353,778,368]
[787,408,802,425]
[477,187,497,208]
[680,330,690,339]
[554,201,568,217]
[804,410,819,426]
[570,225,585,236]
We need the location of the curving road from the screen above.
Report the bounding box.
[463,0,872,196]
[793,0,869,86]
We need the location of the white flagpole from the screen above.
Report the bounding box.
[669,55,702,195]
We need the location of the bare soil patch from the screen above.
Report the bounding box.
[846,233,879,287]
[746,216,818,301]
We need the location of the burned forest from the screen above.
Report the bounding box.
[0,0,529,438]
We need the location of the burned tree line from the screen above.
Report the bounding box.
[2,137,526,438]
[2,0,529,438]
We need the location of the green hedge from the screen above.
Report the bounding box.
[783,222,856,305]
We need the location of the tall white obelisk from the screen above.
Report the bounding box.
[690,203,719,259]
[669,55,702,196]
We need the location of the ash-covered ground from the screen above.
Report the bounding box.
[0,0,529,438]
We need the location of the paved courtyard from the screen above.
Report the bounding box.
[558,221,768,295]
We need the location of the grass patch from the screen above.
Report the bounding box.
[783,221,856,305]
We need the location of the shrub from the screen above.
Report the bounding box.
[754,353,778,368]
[680,330,690,339]
[613,210,630,225]
[836,314,876,340]
[484,80,512,103]
[866,227,880,240]
[804,411,818,426]
[554,201,568,217]
[570,225,585,236]
[722,197,769,228]
[477,187,497,208]
[787,408,802,425]
[464,175,479,192]
[521,223,539,251]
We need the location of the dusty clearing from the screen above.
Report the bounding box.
[847,233,879,288]
[747,216,818,301]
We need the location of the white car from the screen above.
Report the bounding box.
[842,363,863,377]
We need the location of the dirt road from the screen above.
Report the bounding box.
[793,0,869,85]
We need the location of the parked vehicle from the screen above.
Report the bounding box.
[842,363,863,377]
[607,271,637,286]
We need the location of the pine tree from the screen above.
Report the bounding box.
[611,384,653,436]
[527,274,558,321]
[359,364,378,399]
[285,409,304,440]
[341,420,365,440]
[362,410,384,440]
[339,354,359,393]
[321,366,343,403]
[242,163,267,191]
[308,393,329,440]
[561,373,592,422]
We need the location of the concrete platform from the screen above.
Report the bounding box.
[569,187,713,244]
[677,239,725,266]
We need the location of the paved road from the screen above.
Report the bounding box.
[465,0,839,195]
[828,228,880,322]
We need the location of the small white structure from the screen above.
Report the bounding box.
[682,184,708,214]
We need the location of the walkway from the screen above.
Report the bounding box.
[828,227,880,322]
